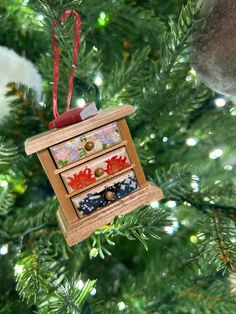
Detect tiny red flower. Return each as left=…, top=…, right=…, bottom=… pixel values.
left=67, top=167, right=96, bottom=190
left=104, top=155, right=130, bottom=175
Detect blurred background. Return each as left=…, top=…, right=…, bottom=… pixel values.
left=1, top=0, right=236, bottom=313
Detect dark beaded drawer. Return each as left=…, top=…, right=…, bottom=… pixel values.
left=71, top=170, right=138, bottom=216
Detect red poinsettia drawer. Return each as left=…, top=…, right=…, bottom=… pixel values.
left=49, top=122, right=122, bottom=168
left=61, top=147, right=131, bottom=193
left=71, top=170, right=139, bottom=216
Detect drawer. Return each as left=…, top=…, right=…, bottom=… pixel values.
left=49, top=122, right=122, bottom=168
left=71, top=170, right=139, bottom=216
left=61, top=147, right=131, bottom=193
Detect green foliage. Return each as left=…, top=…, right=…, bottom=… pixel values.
left=0, top=137, right=18, bottom=171
left=49, top=277, right=96, bottom=314
left=0, top=187, right=14, bottom=216
left=160, top=0, right=201, bottom=74
left=2, top=0, right=236, bottom=313
left=87, top=206, right=169, bottom=258
left=16, top=251, right=54, bottom=303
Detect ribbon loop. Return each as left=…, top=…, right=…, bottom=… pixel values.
left=52, top=10, right=81, bottom=119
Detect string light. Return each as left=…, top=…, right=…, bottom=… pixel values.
left=186, top=137, right=198, bottom=147
left=98, top=11, right=110, bottom=27
left=14, top=264, right=24, bottom=275
left=162, top=137, right=168, bottom=143
left=39, top=101, right=46, bottom=107
left=191, top=175, right=200, bottom=192
left=90, top=287, right=97, bottom=296
left=209, top=148, right=223, bottom=159
left=164, top=219, right=179, bottom=235
left=166, top=200, right=177, bottom=208
left=224, top=165, right=233, bottom=171
left=190, top=235, right=198, bottom=244
left=118, top=301, right=126, bottom=311
left=37, top=14, right=44, bottom=21
left=94, top=73, right=103, bottom=86
left=0, top=180, right=8, bottom=188
left=0, top=244, right=8, bottom=255
left=230, top=107, right=236, bottom=116
left=76, top=98, right=86, bottom=108
left=214, top=97, right=226, bottom=108
left=150, top=201, right=159, bottom=208
left=75, top=280, right=84, bottom=289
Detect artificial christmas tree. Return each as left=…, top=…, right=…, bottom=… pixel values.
left=1, top=0, right=236, bottom=313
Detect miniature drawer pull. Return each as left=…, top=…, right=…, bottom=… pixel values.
left=84, top=141, right=94, bottom=152
left=94, top=167, right=104, bottom=177
left=105, top=191, right=114, bottom=201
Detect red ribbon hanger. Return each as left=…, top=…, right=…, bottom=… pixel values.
left=49, top=10, right=97, bottom=129
left=52, top=9, right=81, bottom=119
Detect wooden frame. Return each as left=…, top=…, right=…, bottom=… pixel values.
left=25, top=105, right=163, bottom=246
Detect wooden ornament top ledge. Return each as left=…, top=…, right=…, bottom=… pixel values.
left=25, top=104, right=135, bottom=155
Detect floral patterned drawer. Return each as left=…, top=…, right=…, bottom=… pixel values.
left=49, top=122, right=122, bottom=168
left=71, top=170, right=138, bottom=216
left=61, top=147, right=131, bottom=193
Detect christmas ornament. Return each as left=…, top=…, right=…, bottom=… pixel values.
left=191, top=0, right=236, bottom=95
left=0, top=46, right=42, bottom=121
left=25, top=10, right=163, bottom=246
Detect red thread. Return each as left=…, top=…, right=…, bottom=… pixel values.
left=52, top=10, right=81, bottom=119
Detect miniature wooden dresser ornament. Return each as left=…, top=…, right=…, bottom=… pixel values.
left=24, top=10, right=163, bottom=246
left=25, top=105, right=163, bottom=246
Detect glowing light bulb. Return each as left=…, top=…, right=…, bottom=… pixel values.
left=215, top=98, right=226, bottom=108
left=166, top=200, right=177, bottom=208
left=0, top=180, right=8, bottom=188
left=0, top=244, right=8, bottom=255
left=186, top=138, right=198, bottom=147
left=118, top=302, right=126, bottom=311
left=162, top=137, right=168, bottom=143
left=150, top=133, right=155, bottom=139
left=37, top=14, right=44, bottom=21
left=90, top=287, right=97, bottom=296
left=164, top=220, right=179, bottom=235
left=190, top=235, right=198, bottom=244
left=76, top=98, right=86, bottom=108
left=209, top=149, right=223, bottom=159
left=98, top=11, right=110, bottom=27
left=94, top=73, right=103, bottom=86
left=75, top=280, right=84, bottom=289
left=150, top=201, right=159, bottom=208
left=14, top=264, right=24, bottom=275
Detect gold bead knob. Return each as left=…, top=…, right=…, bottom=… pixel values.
left=84, top=141, right=94, bottom=152
left=105, top=191, right=114, bottom=201
left=95, top=167, right=104, bottom=177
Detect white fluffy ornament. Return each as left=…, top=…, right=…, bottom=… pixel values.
left=191, top=0, right=236, bottom=96
left=0, top=46, right=42, bottom=121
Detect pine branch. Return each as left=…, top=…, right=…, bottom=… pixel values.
left=88, top=206, right=170, bottom=258
left=159, top=0, right=201, bottom=75
left=16, top=249, right=54, bottom=303
left=49, top=277, right=96, bottom=314
left=101, top=47, right=150, bottom=106
left=0, top=136, right=18, bottom=171
left=213, top=211, right=236, bottom=272
left=0, top=186, right=14, bottom=216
